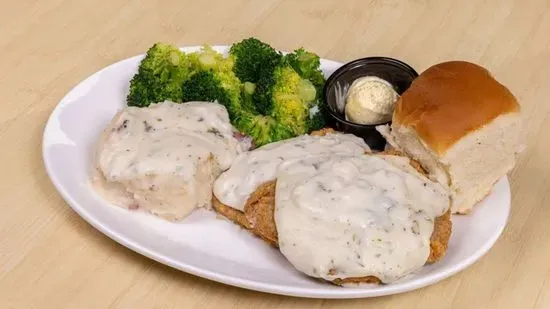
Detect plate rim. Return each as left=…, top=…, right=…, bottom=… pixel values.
left=42, top=45, right=511, bottom=299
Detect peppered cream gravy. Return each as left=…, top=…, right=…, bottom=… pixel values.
left=92, top=101, right=250, bottom=220
left=212, top=132, right=371, bottom=211
left=274, top=154, right=449, bottom=283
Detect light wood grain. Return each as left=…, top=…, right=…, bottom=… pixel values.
left=0, top=0, right=549, bottom=308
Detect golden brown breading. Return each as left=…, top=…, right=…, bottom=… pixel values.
left=243, top=181, right=278, bottom=246
left=212, top=196, right=251, bottom=229
left=429, top=209, right=452, bottom=263
left=309, top=127, right=336, bottom=136
left=379, top=148, right=428, bottom=175
left=211, top=130, right=452, bottom=285
left=211, top=129, right=337, bottom=242
left=212, top=181, right=278, bottom=246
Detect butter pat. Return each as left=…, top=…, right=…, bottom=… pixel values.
left=344, top=76, right=399, bottom=125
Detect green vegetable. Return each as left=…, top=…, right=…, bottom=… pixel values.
left=127, top=43, right=191, bottom=107
left=181, top=47, right=243, bottom=120
left=284, top=48, right=325, bottom=90
left=307, top=101, right=326, bottom=131
left=188, top=45, right=234, bottom=73
left=126, top=39, right=329, bottom=147
left=243, top=81, right=256, bottom=95
left=232, top=41, right=328, bottom=145
left=252, top=56, right=320, bottom=133
left=284, top=48, right=328, bottom=130
left=181, top=43, right=308, bottom=146
left=235, top=62, right=310, bottom=146
left=299, top=79, right=317, bottom=103
left=235, top=113, right=295, bottom=147
left=229, top=38, right=282, bottom=83
left=268, top=64, right=312, bottom=135
left=252, top=68, right=274, bottom=115
left=180, top=71, right=231, bottom=106
left=241, top=82, right=258, bottom=113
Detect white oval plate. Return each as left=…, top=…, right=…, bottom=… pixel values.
left=42, top=46, right=511, bottom=299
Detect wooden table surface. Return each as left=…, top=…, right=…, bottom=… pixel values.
left=1, top=0, right=549, bottom=308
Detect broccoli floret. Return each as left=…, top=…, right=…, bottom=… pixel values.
left=250, top=59, right=319, bottom=139
left=285, top=48, right=328, bottom=131
left=307, top=100, right=327, bottom=131
left=300, top=78, right=326, bottom=131
left=269, top=65, right=312, bottom=135
left=284, top=48, right=325, bottom=89
left=181, top=70, right=243, bottom=121
left=299, top=79, right=317, bottom=103
left=241, top=81, right=258, bottom=113
left=237, top=81, right=299, bottom=147
left=188, top=45, right=234, bottom=73
left=243, top=81, right=256, bottom=95
left=181, top=71, right=231, bottom=105
left=231, top=62, right=313, bottom=147
left=229, top=38, right=282, bottom=83
left=180, top=46, right=244, bottom=120
left=127, top=43, right=191, bottom=107
left=235, top=113, right=294, bottom=146
left=252, top=63, right=276, bottom=115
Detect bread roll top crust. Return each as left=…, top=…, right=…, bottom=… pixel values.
left=393, top=61, right=520, bottom=155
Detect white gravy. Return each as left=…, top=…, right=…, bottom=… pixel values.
left=213, top=133, right=371, bottom=211
left=274, top=154, right=449, bottom=283
left=93, top=101, right=249, bottom=220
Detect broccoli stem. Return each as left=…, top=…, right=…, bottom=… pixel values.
left=299, top=79, right=316, bottom=103
left=169, top=51, right=181, bottom=66
left=198, top=53, right=217, bottom=69
left=244, top=82, right=256, bottom=95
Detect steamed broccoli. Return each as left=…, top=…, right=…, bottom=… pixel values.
left=269, top=65, right=312, bottom=135
left=284, top=48, right=325, bottom=89
left=229, top=38, right=282, bottom=83
left=284, top=48, right=327, bottom=131
left=180, top=46, right=244, bottom=120
left=243, top=58, right=318, bottom=140
left=241, top=81, right=258, bottom=113
left=233, top=71, right=299, bottom=146
left=127, top=43, right=191, bottom=107
left=180, top=60, right=294, bottom=147
left=207, top=55, right=316, bottom=146
left=180, top=71, right=231, bottom=105
left=252, top=63, right=276, bottom=115
left=188, top=45, right=234, bottom=73
left=307, top=100, right=326, bottom=131
left=225, top=41, right=329, bottom=146
left=235, top=113, right=294, bottom=146
left=126, top=40, right=328, bottom=148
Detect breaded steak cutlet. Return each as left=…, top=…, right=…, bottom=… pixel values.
left=212, top=128, right=337, bottom=246
left=212, top=130, right=452, bottom=285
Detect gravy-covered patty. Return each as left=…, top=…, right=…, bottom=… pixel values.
left=212, top=130, right=452, bottom=285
